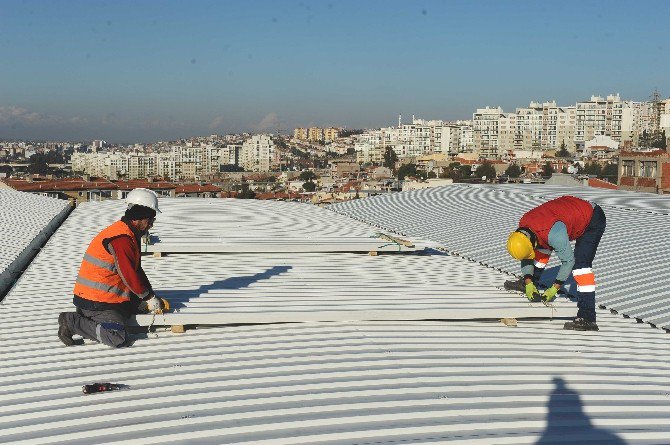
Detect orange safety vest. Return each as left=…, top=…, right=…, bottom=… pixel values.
left=73, top=220, right=140, bottom=304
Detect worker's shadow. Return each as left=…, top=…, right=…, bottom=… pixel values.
left=537, top=266, right=578, bottom=299
left=158, top=265, right=292, bottom=310
left=536, top=377, right=626, bottom=444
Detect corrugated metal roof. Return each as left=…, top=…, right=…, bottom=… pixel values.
left=2, top=319, right=669, bottom=443
left=330, top=184, right=670, bottom=330
left=1, top=196, right=669, bottom=444
left=4, top=198, right=568, bottom=326
left=0, top=189, right=70, bottom=297
left=492, top=183, right=670, bottom=215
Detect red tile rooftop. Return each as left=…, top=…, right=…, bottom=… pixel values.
left=255, top=191, right=303, bottom=200
left=175, top=184, right=222, bottom=194
left=2, top=178, right=118, bottom=192
left=619, top=150, right=669, bottom=157
left=112, top=180, right=176, bottom=189
left=588, top=178, right=618, bottom=190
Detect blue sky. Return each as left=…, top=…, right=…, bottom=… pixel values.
left=1, top=0, right=668, bottom=143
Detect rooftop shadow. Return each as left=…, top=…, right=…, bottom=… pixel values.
left=157, top=265, right=292, bottom=310
left=536, top=377, right=626, bottom=444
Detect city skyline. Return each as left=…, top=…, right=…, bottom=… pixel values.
left=1, top=0, right=668, bottom=143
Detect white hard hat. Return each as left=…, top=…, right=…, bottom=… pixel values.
left=126, top=188, right=161, bottom=213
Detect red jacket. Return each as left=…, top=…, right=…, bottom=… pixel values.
left=519, top=196, right=594, bottom=249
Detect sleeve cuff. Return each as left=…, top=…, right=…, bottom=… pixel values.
left=139, top=291, right=154, bottom=301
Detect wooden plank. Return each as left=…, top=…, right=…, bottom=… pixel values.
left=130, top=304, right=572, bottom=327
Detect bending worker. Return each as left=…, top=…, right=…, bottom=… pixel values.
left=506, top=195, right=606, bottom=331
left=58, top=188, right=168, bottom=347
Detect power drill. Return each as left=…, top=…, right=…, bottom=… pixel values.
left=82, top=383, right=122, bottom=394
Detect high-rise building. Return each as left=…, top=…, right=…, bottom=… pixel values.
left=323, top=127, right=340, bottom=142
left=294, top=128, right=308, bottom=141
left=473, top=107, right=504, bottom=158
left=575, top=94, right=633, bottom=144
left=308, top=127, right=324, bottom=142
left=241, top=135, right=278, bottom=172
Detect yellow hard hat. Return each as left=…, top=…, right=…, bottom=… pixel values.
left=507, top=231, right=535, bottom=260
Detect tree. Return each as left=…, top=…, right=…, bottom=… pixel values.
left=457, top=164, right=473, bottom=180
left=291, top=148, right=309, bottom=159
left=600, top=163, right=618, bottom=181
left=28, top=154, right=49, bottom=175
left=542, top=162, right=554, bottom=178
left=475, top=161, right=497, bottom=182
left=302, top=181, right=316, bottom=192
left=339, top=129, right=365, bottom=138
left=556, top=140, right=571, bottom=158
left=397, top=163, right=416, bottom=180
left=441, top=162, right=459, bottom=180
left=382, top=146, right=398, bottom=172
left=220, top=164, right=244, bottom=172
left=235, top=180, right=256, bottom=199
left=651, top=130, right=667, bottom=149
left=583, top=162, right=602, bottom=176
left=397, top=163, right=427, bottom=180
left=505, top=164, right=522, bottom=178
left=0, top=165, right=13, bottom=177
left=298, top=170, right=317, bottom=182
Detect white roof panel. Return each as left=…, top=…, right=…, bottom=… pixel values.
left=1, top=197, right=669, bottom=444
left=0, top=189, right=70, bottom=297
left=331, top=184, right=670, bottom=330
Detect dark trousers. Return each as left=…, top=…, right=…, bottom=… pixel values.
left=62, top=308, right=128, bottom=348
left=574, top=205, right=606, bottom=321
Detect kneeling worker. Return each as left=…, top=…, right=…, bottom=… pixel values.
left=506, top=196, right=606, bottom=331
left=58, top=188, right=169, bottom=347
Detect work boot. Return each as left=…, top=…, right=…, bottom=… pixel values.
left=503, top=278, right=524, bottom=292
left=58, top=313, right=75, bottom=346
left=563, top=318, right=599, bottom=331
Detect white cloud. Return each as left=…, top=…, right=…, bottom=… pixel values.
left=0, top=106, right=43, bottom=125
left=253, top=112, right=279, bottom=133
left=209, top=115, right=226, bottom=130
left=0, top=105, right=87, bottom=126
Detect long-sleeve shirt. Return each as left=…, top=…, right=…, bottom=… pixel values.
left=107, top=235, right=153, bottom=299
left=521, top=221, right=575, bottom=283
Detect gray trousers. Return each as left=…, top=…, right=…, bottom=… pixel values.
left=63, top=308, right=128, bottom=348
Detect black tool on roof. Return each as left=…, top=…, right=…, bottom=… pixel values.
left=82, top=383, right=125, bottom=394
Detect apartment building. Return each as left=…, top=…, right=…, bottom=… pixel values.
left=294, top=128, right=308, bottom=141
left=661, top=99, right=670, bottom=134
left=456, top=121, right=474, bottom=152
left=71, top=144, right=224, bottom=181
left=632, top=101, right=658, bottom=138
left=323, top=127, right=340, bottom=142
left=221, top=144, right=242, bottom=166
left=575, top=94, right=634, bottom=144
left=294, top=127, right=340, bottom=142
left=473, top=106, right=504, bottom=158
left=128, top=155, right=157, bottom=180
left=240, top=135, right=278, bottom=172
left=308, top=127, right=324, bottom=143
left=354, top=131, right=381, bottom=164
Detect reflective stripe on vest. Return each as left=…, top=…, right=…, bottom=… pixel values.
left=533, top=248, right=552, bottom=269
left=75, top=276, right=133, bottom=300
left=73, top=220, right=139, bottom=304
